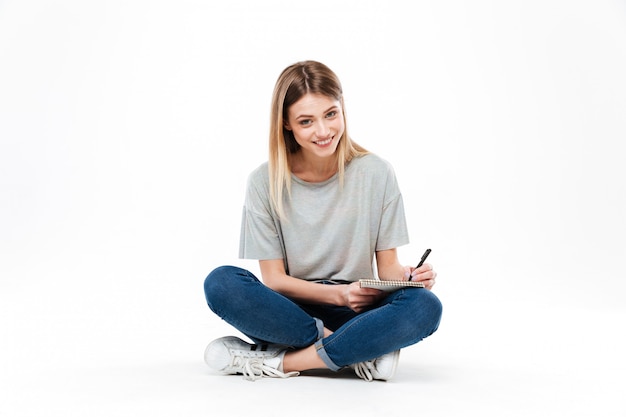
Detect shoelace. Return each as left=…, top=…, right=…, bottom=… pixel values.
left=230, top=356, right=299, bottom=381
left=353, top=360, right=375, bottom=382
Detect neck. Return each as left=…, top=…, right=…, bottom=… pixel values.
left=290, top=152, right=338, bottom=183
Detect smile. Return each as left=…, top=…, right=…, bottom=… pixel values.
left=314, top=137, right=333, bottom=146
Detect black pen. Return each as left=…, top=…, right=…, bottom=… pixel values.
left=408, top=249, right=431, bottom=281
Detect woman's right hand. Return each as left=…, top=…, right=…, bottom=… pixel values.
left=342, top=282, right=385, bottom=313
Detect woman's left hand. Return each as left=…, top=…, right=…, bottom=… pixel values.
left=405, top=263, right=437, bottom=290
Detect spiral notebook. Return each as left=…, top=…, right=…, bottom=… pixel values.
left=358, top=279, right=425, bottom=292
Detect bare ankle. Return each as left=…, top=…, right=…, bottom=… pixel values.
left=283, top=345, right=328, bottom=372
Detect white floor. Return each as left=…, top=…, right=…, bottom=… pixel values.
left=2, top=262, right=624, bottom=417
left=2, top=1, right=625, bottom=415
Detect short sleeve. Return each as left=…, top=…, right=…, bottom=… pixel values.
left=374, top=163, right=409, bottom=251
left=239, top=205, right=283, bottom=260
left=375, top=193, right=409, bottom=251
left=238, top=165, right=284, bottom=260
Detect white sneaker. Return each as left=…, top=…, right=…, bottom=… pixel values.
left=204, top=336, right=299, bottom=381
left=352, top=350, right=400, bottom=381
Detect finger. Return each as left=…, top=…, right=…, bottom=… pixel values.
left=403, top=265, right=413, bottom=280
left=416, top=263, right=433, bottom=273
left=414, top=270, right=436, bottom=282
left=358, top=287, right=383, bottom=296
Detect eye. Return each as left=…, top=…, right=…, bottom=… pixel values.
left=325, top=111, right=337, bottom=118
left=299, top=119, right=312, bottom=126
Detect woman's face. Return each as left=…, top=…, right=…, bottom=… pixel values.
left=284, top=93, right=345, bottom=161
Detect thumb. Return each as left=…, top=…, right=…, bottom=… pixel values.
left=403, top=265, right=412, bottom=281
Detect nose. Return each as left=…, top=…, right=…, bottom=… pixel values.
left=315, top=121, right=331, bottom=138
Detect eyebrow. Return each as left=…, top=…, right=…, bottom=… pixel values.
left=294, top=105, right=339, bottom=120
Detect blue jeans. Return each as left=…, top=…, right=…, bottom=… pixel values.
left=204, top=265, right=442, bottom=371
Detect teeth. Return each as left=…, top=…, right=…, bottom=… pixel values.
left=316, top=138, right=332, bottom=145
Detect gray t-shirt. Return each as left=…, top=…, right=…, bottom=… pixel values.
left=239, top=153, right=409, bottom=282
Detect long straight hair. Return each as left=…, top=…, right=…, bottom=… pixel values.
left=268, top=60, right=369, bottom=219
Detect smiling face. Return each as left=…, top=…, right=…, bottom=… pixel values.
left=284, top=93, right=345, bottom=162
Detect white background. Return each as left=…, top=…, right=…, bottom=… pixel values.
left=1, top=1, right=625, bottom=416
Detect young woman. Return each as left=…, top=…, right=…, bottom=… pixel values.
left=203, top=60, right=442, bottom=381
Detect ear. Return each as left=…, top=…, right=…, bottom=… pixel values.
left=283, top=120, right=292, bottom=131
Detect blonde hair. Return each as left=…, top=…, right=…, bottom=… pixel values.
left=268, top=60, right=369, bottom=219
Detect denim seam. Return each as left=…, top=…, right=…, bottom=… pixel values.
left=314, top=317, right=324, bottom=341
left=314, top=339, right=341, bottom=371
